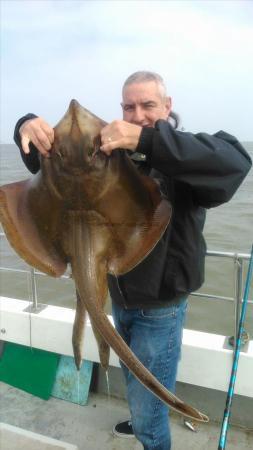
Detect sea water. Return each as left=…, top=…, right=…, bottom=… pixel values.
left=0, top=143, right=252, bottom=336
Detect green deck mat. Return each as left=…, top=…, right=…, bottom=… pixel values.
left=0, top=342, right=60, bottom=400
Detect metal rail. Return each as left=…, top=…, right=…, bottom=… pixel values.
left=191, top=250, right=252, bottom=346
left=0, top=232, right=252, bottom=343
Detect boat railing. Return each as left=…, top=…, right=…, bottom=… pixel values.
left=0, top=232, right=252, bottom=345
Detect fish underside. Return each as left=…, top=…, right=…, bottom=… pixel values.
left=0, top=100, right=209, bottom=423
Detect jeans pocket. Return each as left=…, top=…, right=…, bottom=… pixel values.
left=141, top=304, right=178, bottom=319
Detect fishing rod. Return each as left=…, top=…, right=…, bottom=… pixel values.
left=218, top=244, right=253, bottom=450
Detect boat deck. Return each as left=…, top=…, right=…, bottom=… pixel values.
left=0, top=381, right=252, bottom=450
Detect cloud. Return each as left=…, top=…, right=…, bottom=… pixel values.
left=1, top=0, right=253, bottom=142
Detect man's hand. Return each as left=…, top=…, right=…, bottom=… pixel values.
left=19, top=117, right=54, bottom=157
left=100, top=121, right=142, bottom=155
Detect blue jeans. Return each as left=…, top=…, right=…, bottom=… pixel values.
left=112, top=299, right=187, bottom=450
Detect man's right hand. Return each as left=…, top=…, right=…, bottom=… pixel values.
left=19, top=117, right=54, bottom=157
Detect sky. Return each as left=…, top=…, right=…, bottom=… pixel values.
left=1, top=0, right=253, bottom=143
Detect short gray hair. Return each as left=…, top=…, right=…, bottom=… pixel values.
left=122, top=70, right=180, bottom=129
left=122, top=71, right=167, bottom=99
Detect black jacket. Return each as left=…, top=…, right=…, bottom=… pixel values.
left=14, top=115, right=252, bottom=309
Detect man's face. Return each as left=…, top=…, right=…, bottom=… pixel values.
left=121, top=81, right=172, bottom=128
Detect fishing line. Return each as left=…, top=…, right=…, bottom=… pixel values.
left=218, top=244, right=253, bottom=450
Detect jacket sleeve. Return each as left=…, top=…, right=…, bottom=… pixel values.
left=13, top=114, right=41, bottom=174
left=136, top=120, right=252, bottom=208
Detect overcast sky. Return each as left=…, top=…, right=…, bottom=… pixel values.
left=1, top=0, right=253, bottom=143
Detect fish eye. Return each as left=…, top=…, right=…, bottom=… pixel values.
left=54, top=146, right=64, bottom=159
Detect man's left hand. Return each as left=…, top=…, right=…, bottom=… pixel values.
left=100, top=121, right=142, bottom=155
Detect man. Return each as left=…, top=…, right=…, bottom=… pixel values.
left=14, top=71, right=251, bottom=450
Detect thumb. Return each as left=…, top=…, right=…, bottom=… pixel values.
left=21, top=135, right=31, bottom=154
